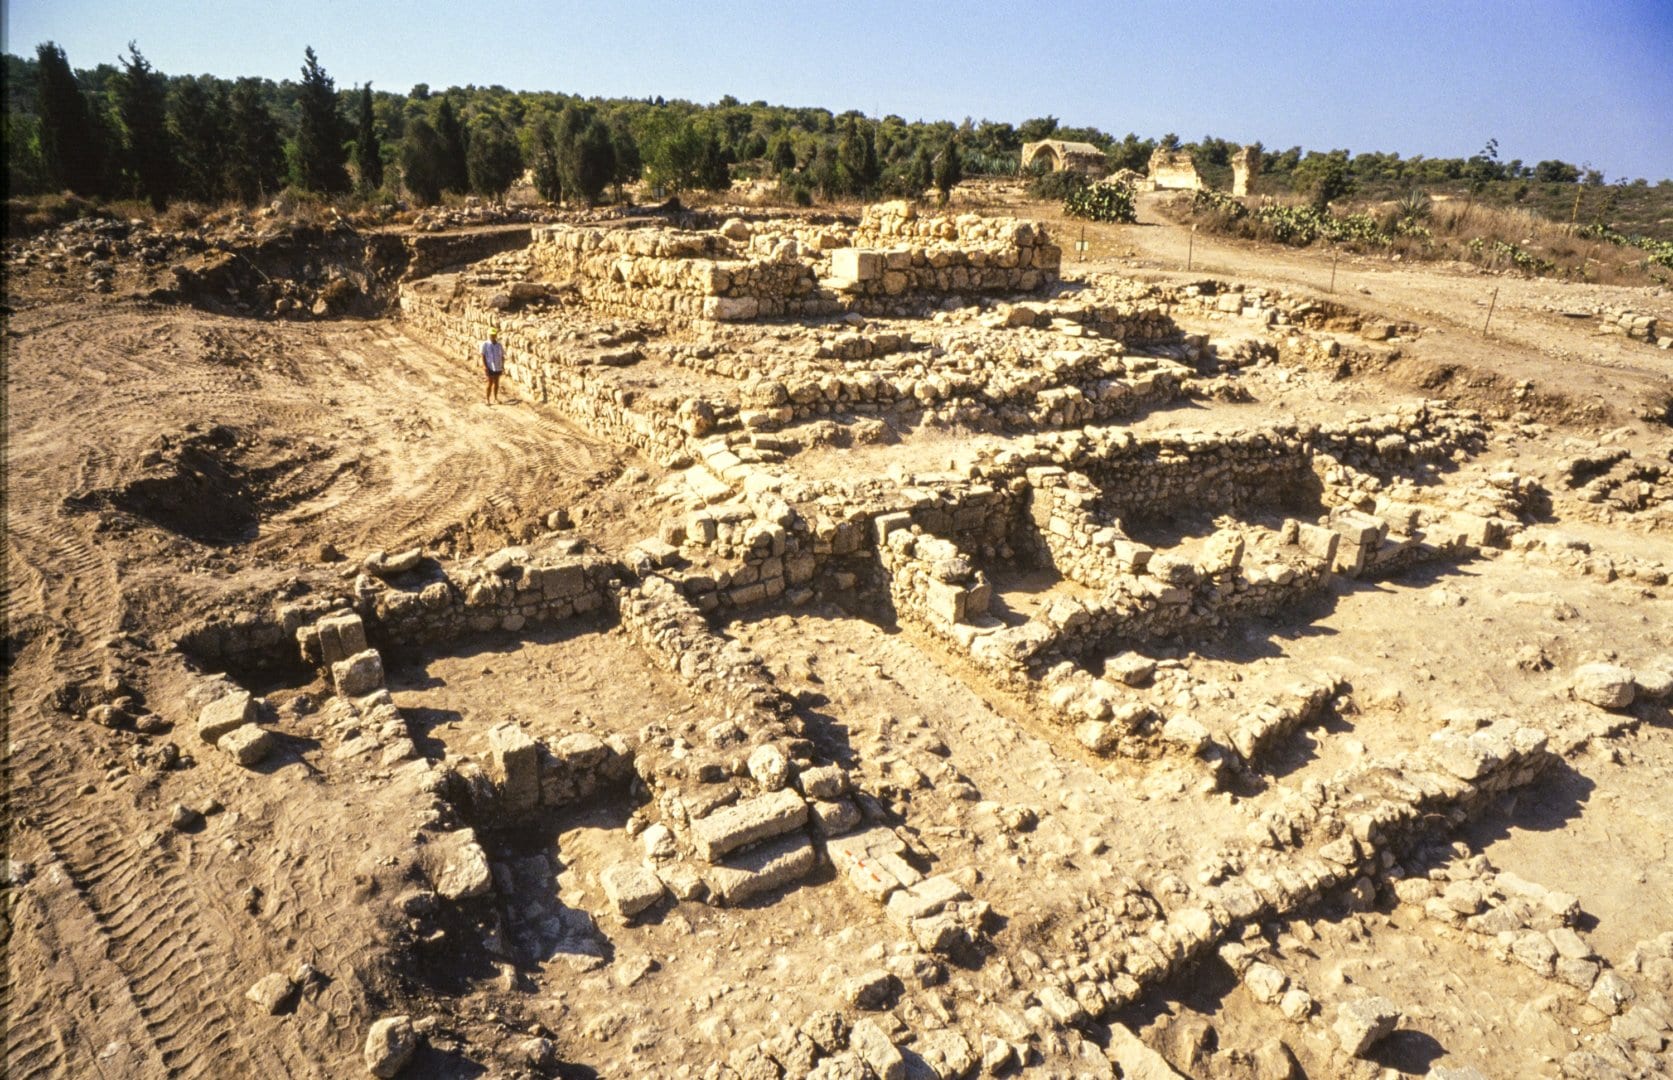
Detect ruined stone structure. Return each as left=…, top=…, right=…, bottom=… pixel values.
left=1233, top=144, right=1262, bottom=196
left=29, top=195, right=1673, bottom=1080
left=1020, top=139, right=1107, bottom=176
left=1147, top=147, right=1204, bottom=191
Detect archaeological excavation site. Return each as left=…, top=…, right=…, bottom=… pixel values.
left=4, top=193, right=1673, bottom=1080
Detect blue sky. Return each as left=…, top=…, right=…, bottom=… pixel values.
left=5, top=0, right=1671, bottom=180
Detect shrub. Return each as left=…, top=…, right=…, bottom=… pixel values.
left=1028, top=170, right=1087, bottom=202
left=1065, top=181, right=1136, bottom=223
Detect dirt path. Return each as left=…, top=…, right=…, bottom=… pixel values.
left=1022, top=192, right=1673, bottom=422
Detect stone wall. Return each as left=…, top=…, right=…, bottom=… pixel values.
left=352, top=549, right=618, bottom=646
left=520, top=205, right=1062, bottom=323
left=827, top=202, right=1060, bottom=299
left=398, top=277, right=708, bottom=464
left=1600, top=307, right=1665, bottom=347
left=528, top=223, right=829, bottom=321
left=1148, top=148, right=1203, bottom=191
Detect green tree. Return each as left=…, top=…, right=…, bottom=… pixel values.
left=294, top=46, right=349, bottom=193
left=400, top=116, right=446, bottom=204
left=355, top=83, right=383, bottom=192
left=112, top=42, right=173, bottom=209
left=1532, top=159, right=1580, bottom=183
left=465, top=110, right=521, bottom=198
left=638, top=111, right=709, bottom=193
left=226, top=78, right=285, bottom=204
left=568, top=118, right=616, bottom=204
left=1295, top=149, right=1354, bottom=210
left=35, top=42, right=102, bottom=195
left=770, top=132, right=797, bottom=175
left=434, top=97, right=468, bottom=194
left=523, top=110, right=563, bottom=202
left=609, top=117, right=640, bottom=195
left=1018, top=116, right=1059, bottom=142
left=933, top=134, right=962, bottom=206
left=169, top=77, right=229, bottom=202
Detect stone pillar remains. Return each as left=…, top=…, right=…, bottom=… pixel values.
left=1233, top=145, right=1261, bottom=197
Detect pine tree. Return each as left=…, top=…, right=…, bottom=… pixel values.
left=355, top=83, right=383, bottom=192
left=226, top=78, right=285, bottom=204
left=434, top=97, right=468, bottom=194
left=169, top=77, right=229, bottom=203
left=35, top=43, right=102, bottom=195
left=113, top=43, right=173, bottom=209
left=294, top=47, right=349, bottom=193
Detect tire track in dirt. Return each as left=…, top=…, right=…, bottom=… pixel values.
left=246, top=323, right=617, bottom=556
left=10, top=733, right=312, bottom=1080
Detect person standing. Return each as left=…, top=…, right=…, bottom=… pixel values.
left=481, top=327, right=506, bottom=404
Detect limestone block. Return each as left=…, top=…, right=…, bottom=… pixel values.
left=703, top=831, right=819, bottom=906
left=364, top=1016, right=418, bottom=1078
left=419, top=829, right=493, bottom=901
left=219, top=724, right=274, bottom=767
left=832, top=249, right=884, bottom=284
left=810, top=798, right=860, bottom=837
left=848, top=1018, right=906, bottom=1080
left=747, top=743, right=790, bottom=791
left=1334, top=996, right=1401, bottom=1057
left=798, top=765, right=849, bottom=800
left=1293, top=523, right=1341, bottom=565
left=488, top=722, right=541, bottom=812
left=332, top=649, right=385, bottom=698
left=316, top=611, right=369, bottom=665
left=689, top=788, right=808, bottom=863
left=1571, top=663, right=1635, bottom=710
left=600, top=863, right=666, bottom=918
left=198, top=691, right=256, bottom=743
left=924, top=578, right=968, bottom=624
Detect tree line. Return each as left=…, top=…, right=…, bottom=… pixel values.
left=6, top=43, right=1653, bottom=215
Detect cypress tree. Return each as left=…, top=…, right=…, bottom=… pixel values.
left=771, top=133, right=796, bottom=176
left=609, top=119, right=640, bottom=196
left=527, top=112, right=563, bottom=202
left=355, top=83, right=383, bottom=192
left=465, top=111, right=521, bottom=198
left=400, top=116, right=445, bottom=204
left=35, top=42, right=101, bottom=195
left=226, top=78, right=285, bottom=204
left=933, top=135, right=962, bottom=206
left=113, top=43, right=173, bottom=209
left=570, top=119, right=616, bottom=205
left=434, top=97, right=468, bottom=194
left=294, top=46, right=349, bottom=193
left=169, top=77, right=229, bottom=203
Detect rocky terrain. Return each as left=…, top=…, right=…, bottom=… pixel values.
left=4, top=192, right=1671, bottom=1080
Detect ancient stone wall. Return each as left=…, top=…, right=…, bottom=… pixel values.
left=826, top=202, right=1060, bottom=299
left=398, top=278, right=708, bottom=464
left=1148, top=148, right=1204, bottom=191
left=529, top=224, right=830, bottom=321
left=1232, top=146, right=1261, bottom=197
left=352, top=549, right=618, bottom=646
